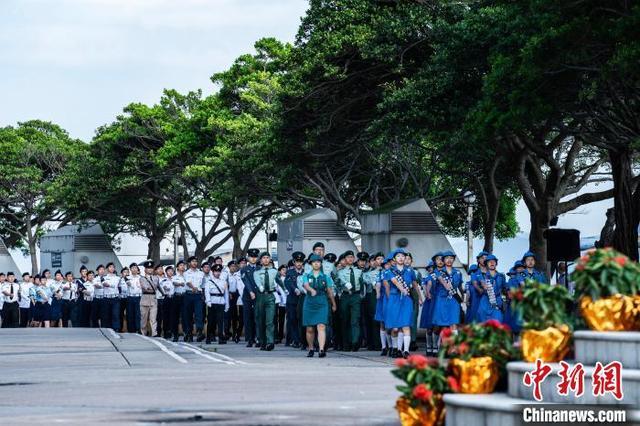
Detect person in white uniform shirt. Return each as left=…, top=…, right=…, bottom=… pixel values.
left=49, top=270, right=65, bottom=327
left=204, top=264, right=229, bottom=344
left=274, top=265, right=288, bottom=344
left=1, top=272, right=20, bottom=328
left=225, top=260, right=242, bottom=343
left=93, top=265, right=105, bottom=327
left=126, top=263, right=142, bottom=333
left=61, top=271, right=77, bottom=327
left=0, top=273, right=4, bottom=326
left=171, top=260, right=187, bottom=342
left=183, top=257, right=205, bottom=342
left=118, top=267, right=129, bottom=332
left=80, top=271, right=95, bottom=327
left=19, top=273, right=33, bottom=327
left=31, top=274, right=52, bottom=328
left=160, top=265, right=175, bottom=340
left=75, top=266, right=89, bottom=327
left=101, top=262, right=121, bottom=331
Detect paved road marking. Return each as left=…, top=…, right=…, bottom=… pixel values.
left=138, top=335, right=188, bottom=364
left=98, top=328, right=131, bottom=366
left=195, top=347, right=249, bottom=365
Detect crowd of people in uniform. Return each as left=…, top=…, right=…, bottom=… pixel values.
left=0, top=242, right=549, bottom=359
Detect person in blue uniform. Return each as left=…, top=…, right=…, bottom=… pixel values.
left=464, top=264, right=479, bottom=324
left=301, top=254, right=337, bottom=358
left=285, top=251, right=305, bottom=348
left=505, top=260, right=526, bottom=333
left=240, top=249, right=260, bottom=347
left=473, top=254, right=507, bottom=322
left=420, top=258, right=439, bottom=355
left=431, top=250, right=462, bottom=350
left=375, top=256, right=391, bottom=355
left=404, top=253, right=423, bottom=351
left=383, top=248, right=416, bottom=359
left=522, top=251, right=547, bottom=283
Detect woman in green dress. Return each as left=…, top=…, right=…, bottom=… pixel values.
left=302, top=254, right=337, bottom=358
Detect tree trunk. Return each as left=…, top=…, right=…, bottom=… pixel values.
left=529, top=208, right=551, bottom=278
left=609, top=147, right=639, bottom=260
left=482, top=190, right=501, bottom=253
left=232, top=228, right=243, bottom=259
left=147, top=236, right=162, bottom=263
left=26, top=219, right=38, bottom=275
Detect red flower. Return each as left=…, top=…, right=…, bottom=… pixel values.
left=395, top=358, right=408, bottom=368
left=458, top=342, right=469, bottom=355
left=407, top=354, right=429, bottom=369
left=485, top=319, right=502, bottom=329
left=440, top=327, right=453, bottom=339
left=614, top=256, right=627, bottom=267
left=447, top=376, right=460, bottom=393
left=426, top=357, right=440, bottom=367
left=514, top=290, right=524, bottom=301
left=500, top=323, right=512, bottom=332
left=412, top=384, right=433, bottom=402
left=575, top=264, right=585, bottom=271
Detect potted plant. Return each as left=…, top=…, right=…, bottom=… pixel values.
left=439, top=321, right=516, bottom=394
left=572, top=248, right=640, bottom=331
left=510, top=280, right=573, bottom=362
left=392, top=355, right=449, bottom=426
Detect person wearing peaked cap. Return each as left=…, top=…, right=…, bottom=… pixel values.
left=169, top=259, right=187, bottom=342
left=48, top=270, right=65, bottom=328
left=182, top=257, right=205, bottom=342
left=284, top=251, right=306, bottom=348
left=253, top=250, right=279, bottom=351
left=75, top=266, right=89, bottom=327
left=521, top=250, right=547, bottom=283
left=139, top=261, right=159, bottom=338
left=472, top=253, right=507, bottom=323
left=100, top=262, right=121, bottom=332
left=300, top=253, right=337, bottom=358
left=430, top=249, right=463, bottom=353
left=323, top=253, right=337, bottom=263
left=204, top=261, right=228, bottom=345
left=240, top=249, right=260, bottom=347
left=224, top=259, right=243, bottom=343
left=1, top=271, right=20, bottom=328
left=159, top=265, right=175, bottom=339
left=334, top=249, right=364, bottom=352
left=312, top=242, right=325, bottom=251
left=356, top=251, right=369, bottom=271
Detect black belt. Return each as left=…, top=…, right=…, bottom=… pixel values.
left=142, top=291, right=155, bottom=295
left=209, top=293, right=224, bottom=297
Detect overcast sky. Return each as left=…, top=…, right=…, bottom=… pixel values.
left=1, top=0, right=613, bottom=271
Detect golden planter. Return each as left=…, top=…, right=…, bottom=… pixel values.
left=449, top=356, right=499, bottom=394
left=396, top=396, right=445, bottom=426
left=521, top=326, right=571, bottom=362
left=580, top=295, right=637, bottom=331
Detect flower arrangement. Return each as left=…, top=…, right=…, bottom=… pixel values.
left=438, top=320, right=516, bottom=367
left=510, top=280, right=574, bottom=331
left=572, top=248, right=640, bottom=300
left=392, top=355, right=450, bottom=407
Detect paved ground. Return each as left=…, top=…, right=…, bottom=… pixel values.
left=0, top=328, right=400, bottom=425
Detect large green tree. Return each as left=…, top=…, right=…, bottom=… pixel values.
left=0, top=120, right=84, bottom=273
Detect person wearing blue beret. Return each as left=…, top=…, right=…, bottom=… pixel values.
left=473, top=254, right=507, bottom=323
left=430, top=251, right=463, bottom=353
left=522, top=251, right=548, bottom=283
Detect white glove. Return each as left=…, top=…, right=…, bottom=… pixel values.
left=207, top=302, right=212, bottom=308
left=345, top=283, right=352, bottom=291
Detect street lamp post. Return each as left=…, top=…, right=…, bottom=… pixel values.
left=463, top=191, right=477, bottom=268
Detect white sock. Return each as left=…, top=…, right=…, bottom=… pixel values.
left=391, top=336, right=397, bottom=350
left=396, top=335, right=403, bottom=350
left=380, top=331, right=387, bottom=349
left=403, top=335, right=411, bottom=352
left=386, top=333, right=392, bottom=347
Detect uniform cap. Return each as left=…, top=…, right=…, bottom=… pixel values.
left=292, top=251, right=305, bottom=262
left=188, top=256, right=198, bottom=263
left=309, top=254, right=323, bottom=263
left=431, top=252, right=444, bottom=262
left=522, top=251, right=536, bottom=261
left=468, top=264, right=479, bottom=273
left=312, top=242, right=325, bottom=250
left=389, top=248, right=406, bottom=259
left=441, top=250, right=456, bottom=259
left=324, top=253, right=337, bottom=263
left=356, top=251, right=369, bottom=261
left=513, top=260, right=525, bottom=268
left=238, top=257, right=247, bottom=263
left=507, top=268, right=517, bottom=276
left=476, top=251, right=490, bottom=259
left=343, top=250, right=355, bottom=257
left=140, top=260, right=154, bottom=268
left=486, top=254, right=498, bottom=263
left=259, top=251, right=270, bottom=259
left=227, top=260, right=237, bottom=267
left=247, top=249, right=260, bottom=257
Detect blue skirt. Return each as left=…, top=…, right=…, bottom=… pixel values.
left=33, top=302, right=51, bottom=322
left=504, top=301, right=522, bottom=332
left=50, top=298, right=62, bottom=321
left=431, top=294, right=460, bottom=326
left=374, top=294, right=386, bottom=322
left=419, top=297, right=435, bottom=328
left=384, top=293, right=413, bottom=329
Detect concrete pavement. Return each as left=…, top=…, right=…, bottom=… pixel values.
left=0, top=328, right=400, bottom=425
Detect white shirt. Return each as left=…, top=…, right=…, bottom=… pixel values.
left=159, top=277, right=174, bottom=298
left=236, top=279, right=245, bottom=306
left=275, top=275, right=287, bottom=306
left=93, top=275, right=104, bottom=297
left=227, top=271, right=241, bottom=293
left=61, top=280, right=77, bottom=301
left=204, top=274, right=228, bottom=309
left=127, top=275, right=142, bottom=296
left=118, top=277, right=129, bottom=298
left=2, top=282, right=20, bottom=303
left=50, top=280, right=64, bottom=301
left=102, top=273, right=120, bottom=297
left=83, top=280, right=95, bottom=301
left=184, top=268, right=205, bottom=293
left=19, top=282, right=33, bottom=308
left=172, top=272, right=187, bottom=295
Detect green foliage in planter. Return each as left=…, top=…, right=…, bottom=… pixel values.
left=510, top=280, right=574, bottom=331
left=571, top=248, right=640, bottom=300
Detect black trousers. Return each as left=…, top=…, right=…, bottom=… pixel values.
left=157, top=298, right=173, bottom=337
left=19, top=306, right=32, bottom=327
left=207, top=304, right=225, bottom=340
left=242, top=295, right=256, bottom=343
left=119, top=298, right=127, bottom=332
left=171, top=295, right=183, bottom=337
left=62, top=299, right=72, bottom=327
left=275, top=305, right=286, bottom=342
left=2, top=302, right=19, bottom=328
left=225, top=292, right=239, bottom=338
left=91, top=299, right=101, bottom=327
left=156, top=298, right=166, bottom=336
left=101, top=298, right=120, bottom=330
left=285, top=302, right=300, bottom=345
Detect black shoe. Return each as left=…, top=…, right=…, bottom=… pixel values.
left=390, top=348, right=398, bottom=358
left=260, top=345, right=267, bottom=351
left=394, top=350, right=403, bottom=359
left=246, top=341, right=254, bottom=348
left=292, top=343, right=300, bottom=349
left=380, top=348, right=388, bottom=357
left=196, top=333, right=205, bottom=342
left=172, top=336, right=179, bottom=342
left=300, top=345, right=307, bottom=351
left=266, top=343, right=274, bottom=351
left=184, top=334, right=192, bottom=342
left=403, top=351, right=410, bottom=359
left=234, top=336, right=240, bottom=343
left=219, top=339, right=227, bottom=344
left=351, top=346, right=359, bottom=352
left=307, top=350, right=314, bottom=358
left=205, top=339, right=212, bottom=345
left=319, top=350, right=326, bottom=358
left=409, top=343, right=418, bottom=351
